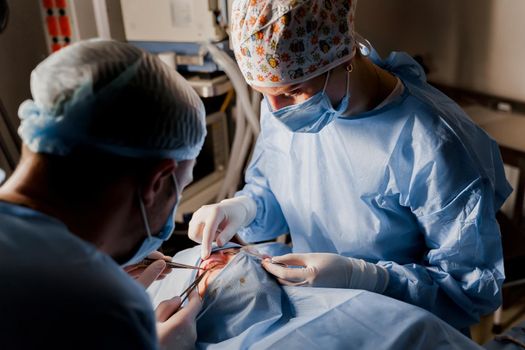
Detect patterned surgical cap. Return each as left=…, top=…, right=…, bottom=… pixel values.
left=231, top=0, right=357, bottom=87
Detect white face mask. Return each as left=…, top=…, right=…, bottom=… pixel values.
left=266, top=67, right=351, bottom=133
left=122, top=174, right=180, bottom=266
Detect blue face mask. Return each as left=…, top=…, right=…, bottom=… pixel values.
left=122, top=173, right=181, bottom=266
left=267, top=67, right=351, bottom=133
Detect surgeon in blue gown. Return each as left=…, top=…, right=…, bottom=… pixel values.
left=188, top=0, right=512, bottom=332
left=0, top=40, right=206, bottom=349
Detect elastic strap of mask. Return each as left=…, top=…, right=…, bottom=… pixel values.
left=321, top=70, right=331, bottom=93
left=171, top=173, right=181, bottom=201
left=345, top=63, right=353, bottom=95
left=138, top=191, right=153, bottom=238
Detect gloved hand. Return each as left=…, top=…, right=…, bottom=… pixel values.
left=156, top=289, right=202, bottom=350
left=262, top=252, right=390, bottom=293
left=123, top=251, right=173, bottom=288
left=188, top=196, right=257, bottom=259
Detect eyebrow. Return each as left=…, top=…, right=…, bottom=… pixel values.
left=277, top=83, right=302, bottom=94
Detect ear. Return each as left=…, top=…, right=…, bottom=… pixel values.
left=140, top=159, right=177, bottom=206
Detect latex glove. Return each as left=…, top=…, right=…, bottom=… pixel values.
left=262, top=252, right=390, bottom=293
left=156, top=289, right=202, bottom=350
left=188, top=196, right=257, bottom=259
left=123, top=251, right=173, bottom=288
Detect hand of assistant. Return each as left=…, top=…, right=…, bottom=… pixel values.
left=262, top=252, right=390, bottom=293
left=123, top=251, right=173, bottom=288
left=156, top=289, right=202, bottom=350
left=188, top=196, right=257, bottom=260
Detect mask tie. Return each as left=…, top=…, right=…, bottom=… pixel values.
left=138, top=190, right=153, bottom=238
left=321, top=70, right=331, bottom=94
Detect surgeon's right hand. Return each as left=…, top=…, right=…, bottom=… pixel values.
left=188, top=196, right=257, bottom=260
left=156, top=289, right=202, bottom=350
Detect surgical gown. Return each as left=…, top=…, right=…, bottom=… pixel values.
left=0, top=201, right=158, bottom=349
left=236, top=50, right=512, bottom=330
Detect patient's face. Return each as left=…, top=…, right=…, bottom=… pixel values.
left=197, top=248, right=239, bottom=298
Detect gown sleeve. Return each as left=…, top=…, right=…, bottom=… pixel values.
left=236, top=115, right=290, bottom=243
left=378, top=125, right=510, bottom=330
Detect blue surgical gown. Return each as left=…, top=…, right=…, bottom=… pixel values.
left=236, top=50, right=512, bottom=330
left=0, top=201, right=158, bottom=349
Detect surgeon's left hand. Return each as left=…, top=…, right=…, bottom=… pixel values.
left=156, top=289, right=202, bottom=350
left=124, top=251, right=173, bottom=288
left=262, top=253, right=390, bottom=293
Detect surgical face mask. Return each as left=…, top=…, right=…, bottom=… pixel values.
left=123, top=173, right=181, bottom=266
left=196, top=251, right=292, bottom=344
left=266, top=67, right=351, bottom=133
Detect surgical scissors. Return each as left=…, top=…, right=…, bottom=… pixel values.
left=140, top=257, right=206, bottom=270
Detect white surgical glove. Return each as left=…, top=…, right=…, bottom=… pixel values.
left=123, top=251, right=173, bottom=288
left=262, top=252, right=390, bottom=293
left=188, top=196, right=257, bottom=259
left=156, top=289, right=202, bottom=350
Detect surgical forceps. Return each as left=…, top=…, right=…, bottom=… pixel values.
left=240, top=245, right=288, bottom=267
left=140, top=257, right=206, bottom=270
left=177, top=269, right=209, bottom=309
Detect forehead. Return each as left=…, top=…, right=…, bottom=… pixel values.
left=252, top=73, right=326, bottom=96
left=251, top=83, right=299, bottom=96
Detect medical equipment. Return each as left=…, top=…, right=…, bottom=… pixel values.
left=239, top=245, right=292, bottom=268
left=120, top=0, right=228, bottom=44
left=178, top=269, right=208, bottom=307
left=140, top=257, right=205, bottom=271
left=39, top=0, right=125, bottom=53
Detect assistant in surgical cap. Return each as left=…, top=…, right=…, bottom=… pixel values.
left=18, top=39, right=206, bottom=160
left=231, top=0, right=357, bottom=87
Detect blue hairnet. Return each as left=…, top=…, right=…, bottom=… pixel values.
left=18, top=39, right=206, bottom=160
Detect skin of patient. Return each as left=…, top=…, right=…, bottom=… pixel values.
left=197, top=248, right=239, bottom=298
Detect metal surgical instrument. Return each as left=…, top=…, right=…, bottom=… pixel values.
left=178, top=269, right=209, bottom=309
left=140, top=257, right=206, bottom=270
left=240, top=245, right=289, bottom=267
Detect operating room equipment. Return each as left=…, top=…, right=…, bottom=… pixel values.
left=178, top=268, right=208, bottom=307
left=239, top=245, right=289, bottom=268
left=140, top=257, right=206, bottom=271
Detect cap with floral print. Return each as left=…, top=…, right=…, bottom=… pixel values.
left=231, top=0, right=357, bottom=87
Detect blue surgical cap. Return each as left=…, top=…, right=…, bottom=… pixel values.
left=18, top=39, right=206, bottom=160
